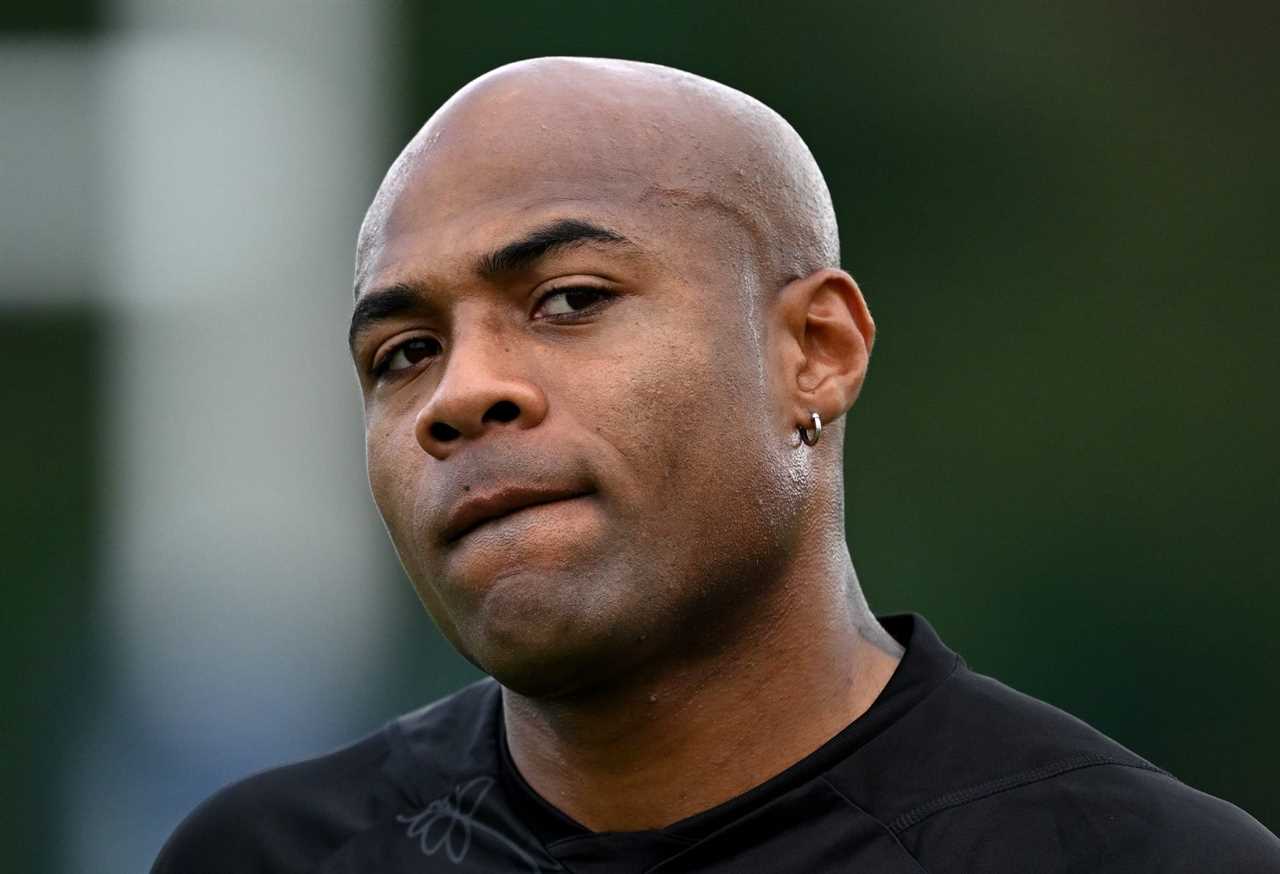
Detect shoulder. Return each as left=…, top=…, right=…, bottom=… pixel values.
left=902, top=751, right=1280, bottom=873
left=836, top=659, right=1280, bottom=872
left=150, top=679, right=502, bottom=874
left=148, top=725, right=396, bottom=874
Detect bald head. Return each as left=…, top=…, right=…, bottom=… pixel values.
left=356, top=57, right=839, bottom=297
left=352, top=58, right=876, bottom=697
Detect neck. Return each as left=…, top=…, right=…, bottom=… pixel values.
left=501, top=546, right=903, bottom=832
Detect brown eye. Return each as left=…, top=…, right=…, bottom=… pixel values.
left=381, top=337, right=442, bottom=375
left=536, top=286, right=615, bottom=317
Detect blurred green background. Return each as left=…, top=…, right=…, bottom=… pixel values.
left=3, top=2, right=1276, bottom=871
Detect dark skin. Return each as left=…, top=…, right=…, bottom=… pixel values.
left=351, top=58, right=902, bottom=832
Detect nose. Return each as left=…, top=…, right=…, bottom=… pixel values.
left=414, top=330, right=548, bottom=460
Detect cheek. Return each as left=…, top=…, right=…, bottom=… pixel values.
left=591, top=327, right=716, bottom=466
left=577, top=308, right=783, bottom=530
left=364, top=420, right=399, bottom=510
left=364, top=416, right=426, bottom=553
left=364, top=415, right=474, bottom=646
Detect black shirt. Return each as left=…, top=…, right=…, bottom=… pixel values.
left=150, top=613, right=1280, bottom=872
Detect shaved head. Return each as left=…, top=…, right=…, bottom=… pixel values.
left=356, top=57, right=839, bottom=299
left=344, top=55, right=897, bottom=836
left=351, top=55, right=876, bottom=700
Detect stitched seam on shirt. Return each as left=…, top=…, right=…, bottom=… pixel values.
left=888, top=754, right=1169, bottom=836
left=821, top=776, right=933, bottom=874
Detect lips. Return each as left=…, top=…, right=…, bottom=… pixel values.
left=441, top=485, right=592, bottom=544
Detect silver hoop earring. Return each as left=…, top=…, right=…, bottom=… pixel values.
left=798, top=410, right=822, bottom=446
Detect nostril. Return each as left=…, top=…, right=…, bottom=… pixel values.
left=484, top=400, right=520, bottom=424
left=429, top=421, right=461, bottom=442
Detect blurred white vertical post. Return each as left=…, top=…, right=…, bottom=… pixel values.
left=71, top=2, right=394, bottom=871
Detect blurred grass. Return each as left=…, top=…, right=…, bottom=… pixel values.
left=0, top=307, right=104, bottom=873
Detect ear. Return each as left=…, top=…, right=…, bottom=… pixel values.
left=771, top=268, right=875, bottom=434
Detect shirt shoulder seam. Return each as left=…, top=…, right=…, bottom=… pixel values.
left=887, top=754, right=1170, bottom=836
left=820, top=776, right=932, bottom=874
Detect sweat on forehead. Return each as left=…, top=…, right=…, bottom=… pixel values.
left=355, top=57, right=839, bottom=292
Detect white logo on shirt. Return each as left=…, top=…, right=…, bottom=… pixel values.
left=396, top=776, right=559, bottom=872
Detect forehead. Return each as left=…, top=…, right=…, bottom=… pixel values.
left=359, top=180, right=746, bottom=301
left=357, top=77, right=758, bottom=296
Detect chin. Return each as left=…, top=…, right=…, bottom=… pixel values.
left=457, top=567, right=646, bottom=699
left=483, top=649, right=610, bottom=699
left=473, top=630, right=624, bottom=700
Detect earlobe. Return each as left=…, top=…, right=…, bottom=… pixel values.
left=798, top=410, right=823, bottom=446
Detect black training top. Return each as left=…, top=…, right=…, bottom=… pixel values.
left=150, top=614, right=1280, bottom=872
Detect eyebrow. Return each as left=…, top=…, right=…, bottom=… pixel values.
left=478, top=218, right=631, bottom=276
left=349, top=218, right=634, bottom=356
left=348, top=282, right=424, bottom=356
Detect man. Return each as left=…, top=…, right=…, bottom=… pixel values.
left=152, top=57, right=1280, bottom=872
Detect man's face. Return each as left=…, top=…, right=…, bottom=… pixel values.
left=350, top=91, right=801, bottom=697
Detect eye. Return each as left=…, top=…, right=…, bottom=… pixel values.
left=534, top=285, right=616, bottom=319
left=374, top=336, right=442, bottom=378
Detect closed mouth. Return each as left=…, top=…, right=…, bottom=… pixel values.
left=443, top=488, right=593, bottom=544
